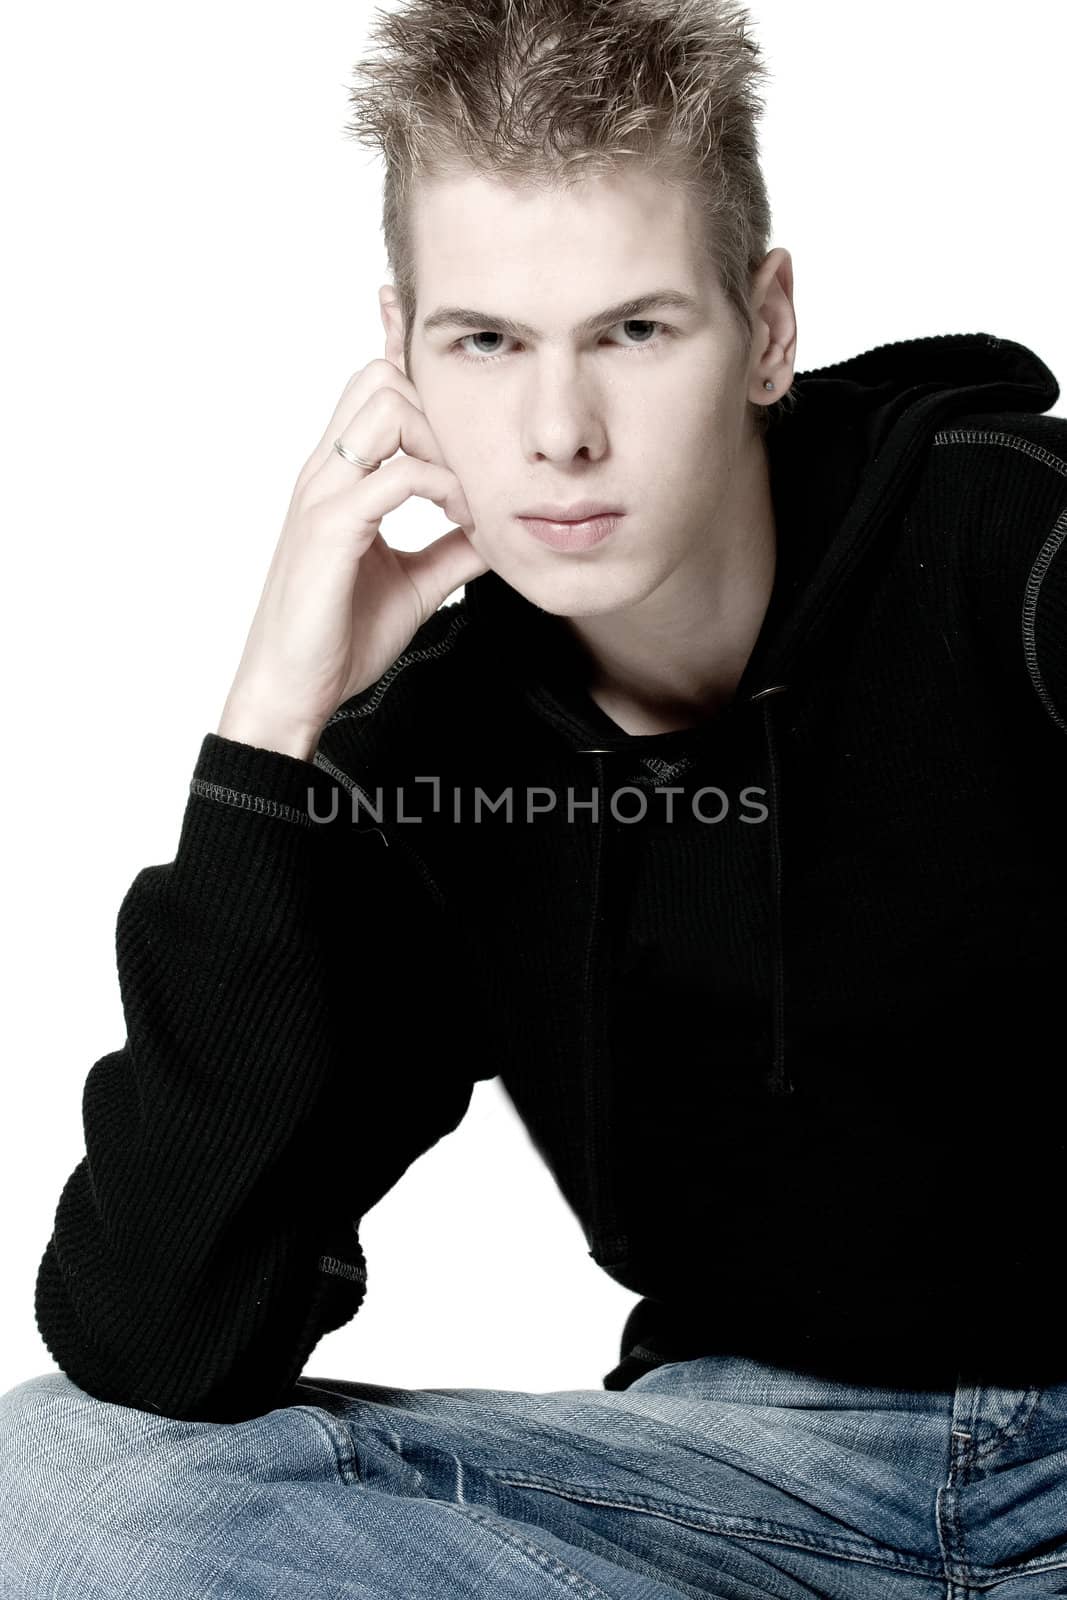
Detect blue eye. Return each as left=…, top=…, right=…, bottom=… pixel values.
left=452, top=319, right=673, bottom=364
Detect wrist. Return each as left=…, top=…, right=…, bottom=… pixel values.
left=216, top=692, right=321, bottom=763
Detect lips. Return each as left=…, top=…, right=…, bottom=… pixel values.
left=516, top=501, right=623, bottom=522
left=518, top=511, right=623, bottom=551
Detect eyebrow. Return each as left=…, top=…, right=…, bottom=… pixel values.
left=421, top=289, right=702, bottom=341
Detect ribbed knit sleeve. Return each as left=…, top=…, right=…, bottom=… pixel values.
left=34, top=731, right=484, bottom=1423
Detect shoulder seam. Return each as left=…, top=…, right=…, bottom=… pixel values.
left=1022, top=507, right=1067, bottom=736
left=323, top=607, right=470, bottom=730
left=931, top=425, right=1067, bottom=480
left=931, top=428, right=1067, bottom=736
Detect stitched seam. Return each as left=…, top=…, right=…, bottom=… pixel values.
left=636, top=753, right=695, bottom=784
left=626, top=1343, right=665, bottom=1363
left=450, top=1503, right=618, bottom=1600
left=314, top=746, right=447, bottom=908
left=323, top=609, right=469, bottom=727
left=1021, top=510, right=1067, bottom=733
left=489, top=1478, right=942, bottom=1578
left=311, top=750, right=382, bottom=823
left=931, top=429, right=1067, bottom=733
left=188, top=777, right=314, bottom=828
left=316, top=1253, right=366, bottom=1283
left=292, top=1404, right=362, bottom=1487
left=983, top=1557, right=1067, bottom=1580
left=969, top=1386, right=1043, bottom=1466
left=932, top=426, right=1067, bottom=480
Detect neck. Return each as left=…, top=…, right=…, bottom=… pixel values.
left=564, top=429, right=778, bottom=733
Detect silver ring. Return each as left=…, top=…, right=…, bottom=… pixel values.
left=333, top=437, right=381, bottom=470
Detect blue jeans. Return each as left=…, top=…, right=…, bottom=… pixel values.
left=2, top=1356, right=1067, bottom=1598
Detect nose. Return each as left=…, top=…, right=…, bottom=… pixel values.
left=520, top=358, right=609, bottom=465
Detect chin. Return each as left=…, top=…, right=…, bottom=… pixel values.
left=527, top=566, right=654, bottom=621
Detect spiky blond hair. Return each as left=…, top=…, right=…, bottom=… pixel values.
left=344, top=0, right=790, bottom=433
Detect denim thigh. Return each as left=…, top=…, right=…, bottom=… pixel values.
left=2, top=1357, right=1067, bottom=1599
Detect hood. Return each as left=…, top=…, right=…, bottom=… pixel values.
left=463, top=331, right=1060, bottom=1262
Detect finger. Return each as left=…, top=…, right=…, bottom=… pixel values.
left=400, top=525, right=490, bottom=613
left=383, top=313, right=406, bottom=376
left=313, top=455, right=474, bottom=548
left=297, top=359, right=423, bottom=488
left=308, top=388, right=468, bottom=516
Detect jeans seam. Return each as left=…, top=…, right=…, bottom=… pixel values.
left=970, top=1387, right=1043, bottom=1466
left=450, top=1503, right=619, bottom=1600
left=291, top=1403, right=361, bottom=1486
left=489, top=1473, right=944, bottom=1579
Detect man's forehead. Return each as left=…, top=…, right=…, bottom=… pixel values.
left=408, top=171, right=711, bottom=328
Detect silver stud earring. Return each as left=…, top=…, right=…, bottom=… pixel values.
left=763, top=379, right=774, bottom=391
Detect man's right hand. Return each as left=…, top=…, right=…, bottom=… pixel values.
left=217, top=351, right=489, bottom=760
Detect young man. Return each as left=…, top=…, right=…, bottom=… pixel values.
left=4, top=1, right=1067, bottom=1595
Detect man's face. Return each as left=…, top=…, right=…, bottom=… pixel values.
left=406, top=165, right=757, bottom=619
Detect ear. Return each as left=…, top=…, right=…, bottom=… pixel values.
left=379, top=285, right=408, bottom=377
left=747, top=247, right=796, bottom=402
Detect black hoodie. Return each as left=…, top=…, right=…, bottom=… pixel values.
left=35, top=332, right=1067, bottom=1422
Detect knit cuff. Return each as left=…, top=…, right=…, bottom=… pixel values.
left=162, top=733, right=355, bottom=924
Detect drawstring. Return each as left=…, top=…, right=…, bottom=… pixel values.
left=751, top=684, right=794, bottom=1096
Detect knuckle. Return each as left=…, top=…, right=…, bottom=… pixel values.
left=367, top=356, right=404, bottom=385
left=302, top=474, right=349, bottom=516
left=297, top=497, right=333, bottom=537
left=366, top=382, right=403, bottom=416
left=302, top=493, right=367, bottom=543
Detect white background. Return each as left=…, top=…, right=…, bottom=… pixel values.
left=2, top=0, right=1065, bottom=1400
